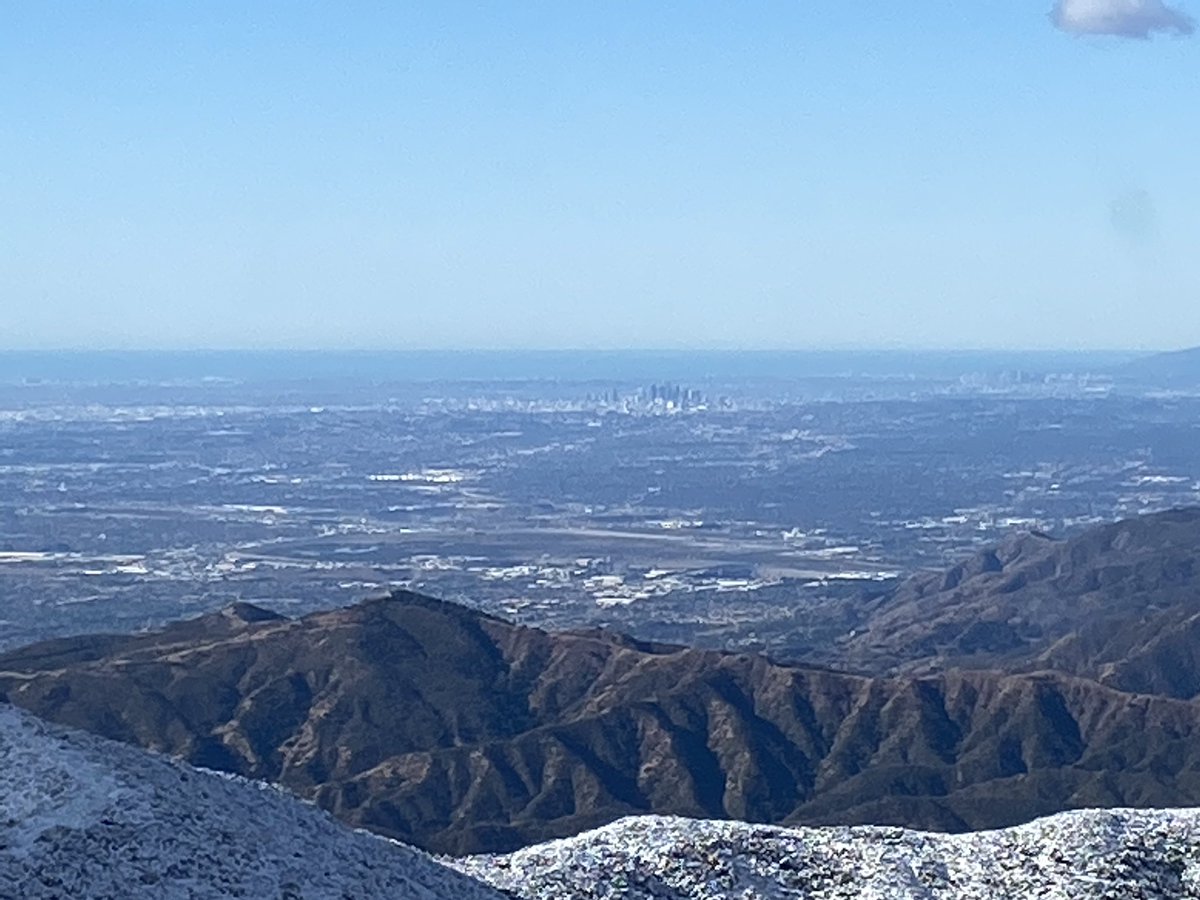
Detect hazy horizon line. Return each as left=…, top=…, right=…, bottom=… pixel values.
left=0, top=345, right=1169, bottom=356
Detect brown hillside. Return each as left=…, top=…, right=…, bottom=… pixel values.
left=833, top=507, right=1200, bottom=697
left=4, top=590, right=1200, bottom=853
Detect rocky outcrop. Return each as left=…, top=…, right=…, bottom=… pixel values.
left=459, top=810, right=1200, bottom=899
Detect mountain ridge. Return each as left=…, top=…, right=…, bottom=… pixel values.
left=7, top=563, right=1200, bottom=852
left=7, top=699, right=1200, bottom=898
left=1121, top=346, right=1200, bottom=384
left=829, top=507, right=1200, bottom=698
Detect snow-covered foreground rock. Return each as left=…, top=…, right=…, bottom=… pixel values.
left=459, top=812, right=1200, bottom=899
left=0, top=704, right=503, bottom=900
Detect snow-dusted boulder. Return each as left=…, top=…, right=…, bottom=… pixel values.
left=460, top=811, right=1200, bottom=899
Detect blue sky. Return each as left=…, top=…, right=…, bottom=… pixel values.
left=2, top=2, right=1197, bottom=351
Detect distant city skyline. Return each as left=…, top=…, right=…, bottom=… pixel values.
left=2, top=3, right=1198, bottom=351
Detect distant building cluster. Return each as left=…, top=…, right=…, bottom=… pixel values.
left=585, top=383, right=730, bottom=413
left=644, top=383, right=704, bottom=409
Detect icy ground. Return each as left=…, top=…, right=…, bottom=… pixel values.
left=458, top=812, right=1200, bottom=900
left=0, top=703, right=503, bottom=900
left=6, top=701, right=1200, bottom=899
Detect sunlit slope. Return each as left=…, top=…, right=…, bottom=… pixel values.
left=6, top=586, right=1200, bottom=853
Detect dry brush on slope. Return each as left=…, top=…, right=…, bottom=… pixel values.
left=5, top=587, right=1200, bottom=853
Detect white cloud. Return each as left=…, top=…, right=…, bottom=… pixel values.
left=1052, top=0, right=1195, bottom=37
